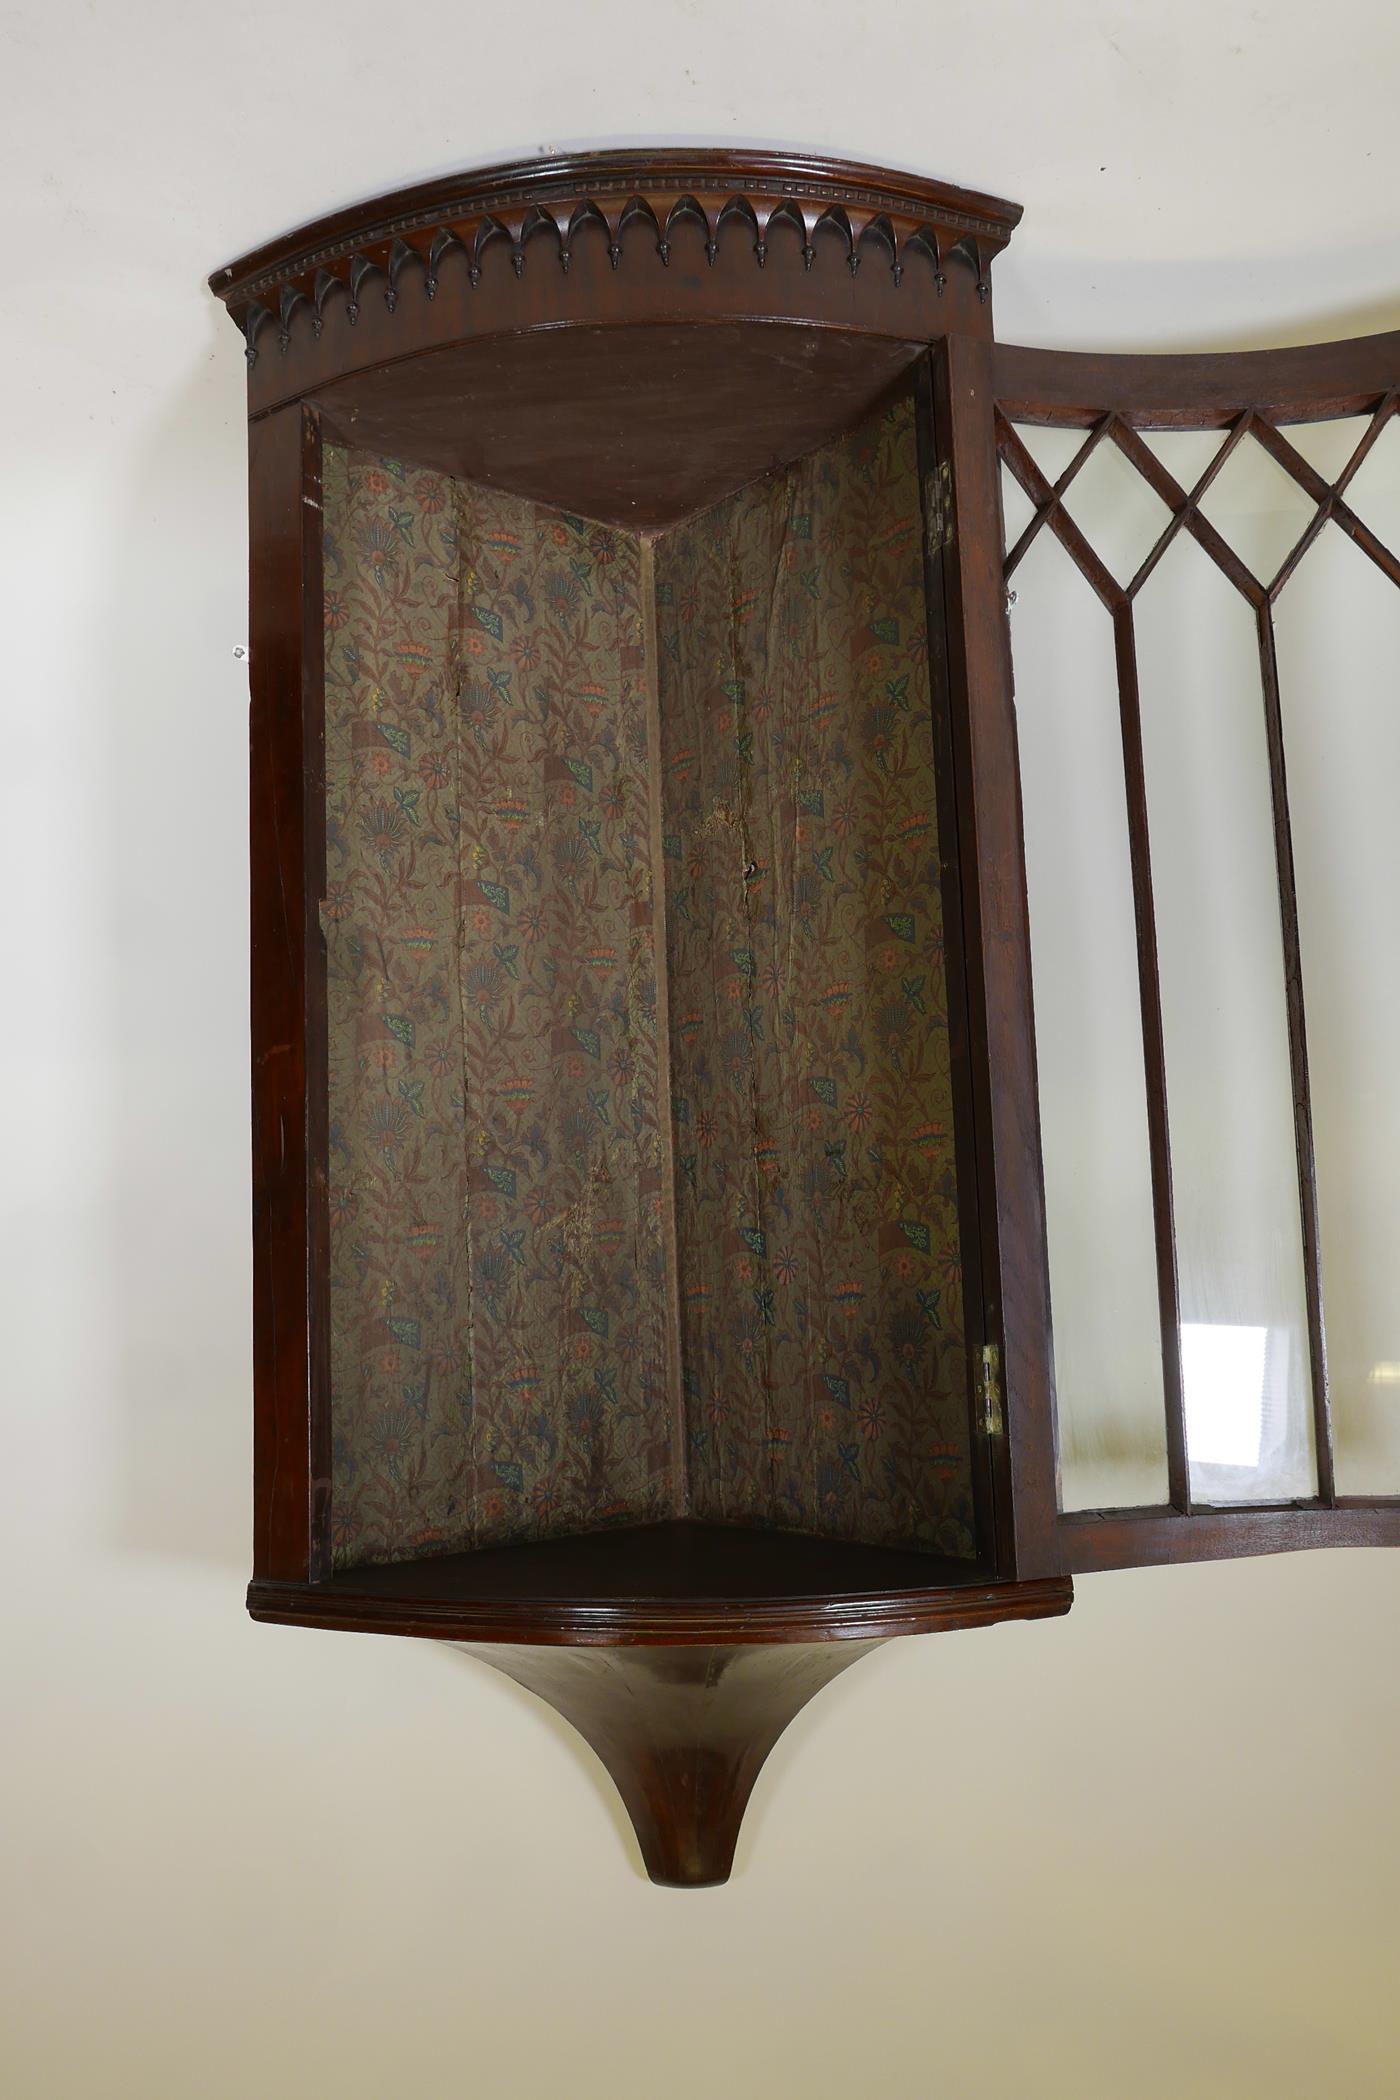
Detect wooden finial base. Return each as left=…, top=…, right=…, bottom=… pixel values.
left=467, top=1640, right=881, bottom=1887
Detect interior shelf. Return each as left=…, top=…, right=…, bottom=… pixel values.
left=249, top=1520, right=1071, bottom=1643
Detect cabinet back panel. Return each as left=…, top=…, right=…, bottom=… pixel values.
left=323, top=449, right=674, bottom=1566
left=322, top=390, right=976, bottom=1570
left=656, top=394, right=975, bottom=1555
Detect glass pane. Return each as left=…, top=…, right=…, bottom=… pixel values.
left=1282, top=414, right=1373, bottom=488
left=1001, top=462, right=1036, bottom=549
left=1008, top=527, right=1169, bottom=1511
left=1143, top=428, right=1234, bottom=497
left=1059, top=436, right=1172, bottom=587
left=1134, top=534, right=1317, bottom=1504
left=1275, top=519, right=1400, bottom=1492
left=1014, top=422, right=1092, bottom=486
left=1195, top=431, right=1318, bottom=590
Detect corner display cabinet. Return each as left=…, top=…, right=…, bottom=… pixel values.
left=212, top=150, right=1400, bottom=1885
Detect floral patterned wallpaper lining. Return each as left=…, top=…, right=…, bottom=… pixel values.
left=324, top=390, right=974, bottom=1571
left=324, top=449, right=674, bottom=1567
left=655, top=394, right=975, bottom=1556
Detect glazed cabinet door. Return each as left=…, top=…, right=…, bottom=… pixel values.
left=991, top=332, right=1400, bottom=1573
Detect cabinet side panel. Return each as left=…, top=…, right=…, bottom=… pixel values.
left=655, top=392, right=977, bottom=1557
left=321, top=444, right=467, bottom=1566
left=323, top=456, right=676, bottom=1565
left=249, top=405, right=328, bottom=1582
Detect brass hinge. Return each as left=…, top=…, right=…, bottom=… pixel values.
left=980, top=1342, right=1004, bottom=1439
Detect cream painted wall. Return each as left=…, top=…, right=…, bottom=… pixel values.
left=4, top=4, right=1400, bottom=2095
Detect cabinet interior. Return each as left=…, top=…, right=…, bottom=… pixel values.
left=319, top=334, right=981, bottom=1581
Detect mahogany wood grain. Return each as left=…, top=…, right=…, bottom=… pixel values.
left=1255, top=605, right=1335, bottom=1504
left=1062, top=1502, right=1400, bottom=1574
left=994, top=332, right=1400, bottom=429
left=248, top=404, right=330, bottom=1582
left=467, top=1640, right=882, bottom=1886
left=213, top=148, right=1022, bottom=306
left=913, top=356, right=997, bottom=1568
left=212, top=151, right=1014, bottom=424
left=930, top=334, right=1060, bottom=1579
left=247, top=1520, right=1074, bottom=1646
left=1110, top=604, right=1190, bottom=1512
left=314, top=321, right=925, bottom=530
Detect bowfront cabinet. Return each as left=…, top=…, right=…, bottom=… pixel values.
left=212, top=151, right=1400, bottom=1883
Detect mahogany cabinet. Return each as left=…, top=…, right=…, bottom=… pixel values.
left=211, top=151, right=1400, bottom=1883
